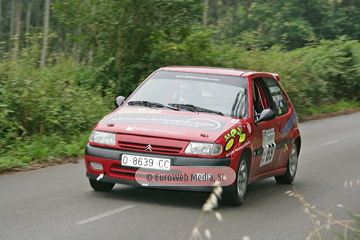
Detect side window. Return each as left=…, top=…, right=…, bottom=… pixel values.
left=252, top=78, right=270, bottom=119
left=263, top=77, right=288, bottom=116
left=252, top=81, right=262, bottom=114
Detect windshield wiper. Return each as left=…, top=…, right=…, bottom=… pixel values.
left=127, top=101, right=180, bottom=111
left=168, top=103, right=224, bottom=116
left=196, top=107, right=224, bottom=116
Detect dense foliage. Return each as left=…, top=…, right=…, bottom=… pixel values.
left=0, top=45, right=115, bottom=169
left=1, top=0, right=360, bottom=170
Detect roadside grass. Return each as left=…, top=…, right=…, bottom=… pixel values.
left=190, top=181, right=224, bottom=240
left=0, top=133, right=89, bottom=173
left=298, top=101, right=360, bottom=120
left=309, top=101, right=360, bottom=114
left=286, top=185, right=360, bottom=240
left=191, top=183, right=359, bottom=240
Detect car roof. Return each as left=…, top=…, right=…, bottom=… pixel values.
left=159, top=66, right=280, bottom=81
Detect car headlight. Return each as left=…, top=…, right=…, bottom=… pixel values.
left=184, top=142, right=222, bottom=155
left=89, top=130, right=116, bottom=146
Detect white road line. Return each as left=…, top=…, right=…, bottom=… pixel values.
left=77, top=205, right=135, bottom=224
left=320, top=140, right=339, bottom=146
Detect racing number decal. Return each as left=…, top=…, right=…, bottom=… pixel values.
left=260, top=128, right=276, bottom=167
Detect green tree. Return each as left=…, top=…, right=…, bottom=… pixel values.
left=53, top=0, right=203, bottom=96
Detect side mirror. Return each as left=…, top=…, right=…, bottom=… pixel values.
left=255, top=109, right=276, bottom=124
left=114, top=96, right=125, bottom=107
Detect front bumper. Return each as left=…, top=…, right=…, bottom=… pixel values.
left=85, top=144, right=232, bottom=190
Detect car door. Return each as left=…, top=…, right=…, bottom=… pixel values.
left=250, top=76, right=281, bottom=177
left=262, top=77, right=294, bottom=169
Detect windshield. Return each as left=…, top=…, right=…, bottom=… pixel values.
left=126, top=70, right=248, bottom=118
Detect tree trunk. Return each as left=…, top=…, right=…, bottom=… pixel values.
left=115, top=6, right=128, bottom=91
left=13, top=2, right=21, bottom=60
left=9, top=0, right=16, bottom=49
left=243, top=0, right=251, bottom=19
left=203, top=0, right=209, bottom=27
left=40, top=0, right=50, bottom=68
left=0, top=0, right=2, bottom=42
left=73, top=25, right=82, bottom=65
left=26, top=2, right=32, bottom=47
left=88, top=50, right=93, bottom=66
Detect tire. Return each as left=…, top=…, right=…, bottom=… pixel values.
left=222, top=154, right=249, bottom=206
left=89, top=179, right=115, bottom=191
left=275, top=143, right=299, bottom=184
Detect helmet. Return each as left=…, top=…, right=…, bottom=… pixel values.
left=179, top=83, right=194, bottom=103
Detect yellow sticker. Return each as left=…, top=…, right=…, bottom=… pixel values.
left=239, top=133, right=246, bottom=143
left=225, top=138, right=235, bottom=151
left=284, top=143, right=288, bottom=153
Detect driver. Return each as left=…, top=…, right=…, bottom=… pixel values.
left=178, top=83, right=195, bottom=104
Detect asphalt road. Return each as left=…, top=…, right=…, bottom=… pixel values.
left=1, top=112, right=359, bottom=240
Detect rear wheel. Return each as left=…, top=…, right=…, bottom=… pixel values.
left=89, top=179, right=115, bottom=191
left=275, top=143, right=298, bottom=184
left=223, top=154, right=249, bottom=206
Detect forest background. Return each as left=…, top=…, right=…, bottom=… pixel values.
left=1, top=0, right=360, bottom=171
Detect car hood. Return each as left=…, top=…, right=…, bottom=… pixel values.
left=95, top=106, right=245, bottom=142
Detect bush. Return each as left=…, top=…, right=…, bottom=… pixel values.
left=0, top=47, right=115, bottom=171
left=151, top=28, right=360, bottom=117
left=0, top=51, right=114, bottom=140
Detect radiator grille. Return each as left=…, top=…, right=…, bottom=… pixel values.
left=118, top=141, right=182, bottom=154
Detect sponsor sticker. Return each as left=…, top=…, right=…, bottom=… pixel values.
left=224, top=126, right=247, bottom=151
left=108, top=114, right=224, bottom=132
left=281, top=111, right=297, bottom=138
left=260, top=128, right=276, bottom=167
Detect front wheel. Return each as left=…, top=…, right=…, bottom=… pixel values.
left=89, top=179, right=115, bottom=191
left=275, top=143, right=299, bottom=184
left=222, top=154, right=249, bottom=206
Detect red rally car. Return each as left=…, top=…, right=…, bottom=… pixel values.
left=85, top=66, right=301, bottom=206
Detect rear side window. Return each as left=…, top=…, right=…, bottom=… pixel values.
left=263, top=77, right=288, bottom=116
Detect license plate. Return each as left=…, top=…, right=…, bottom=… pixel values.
left=121, top=154, right=171, bottom=170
